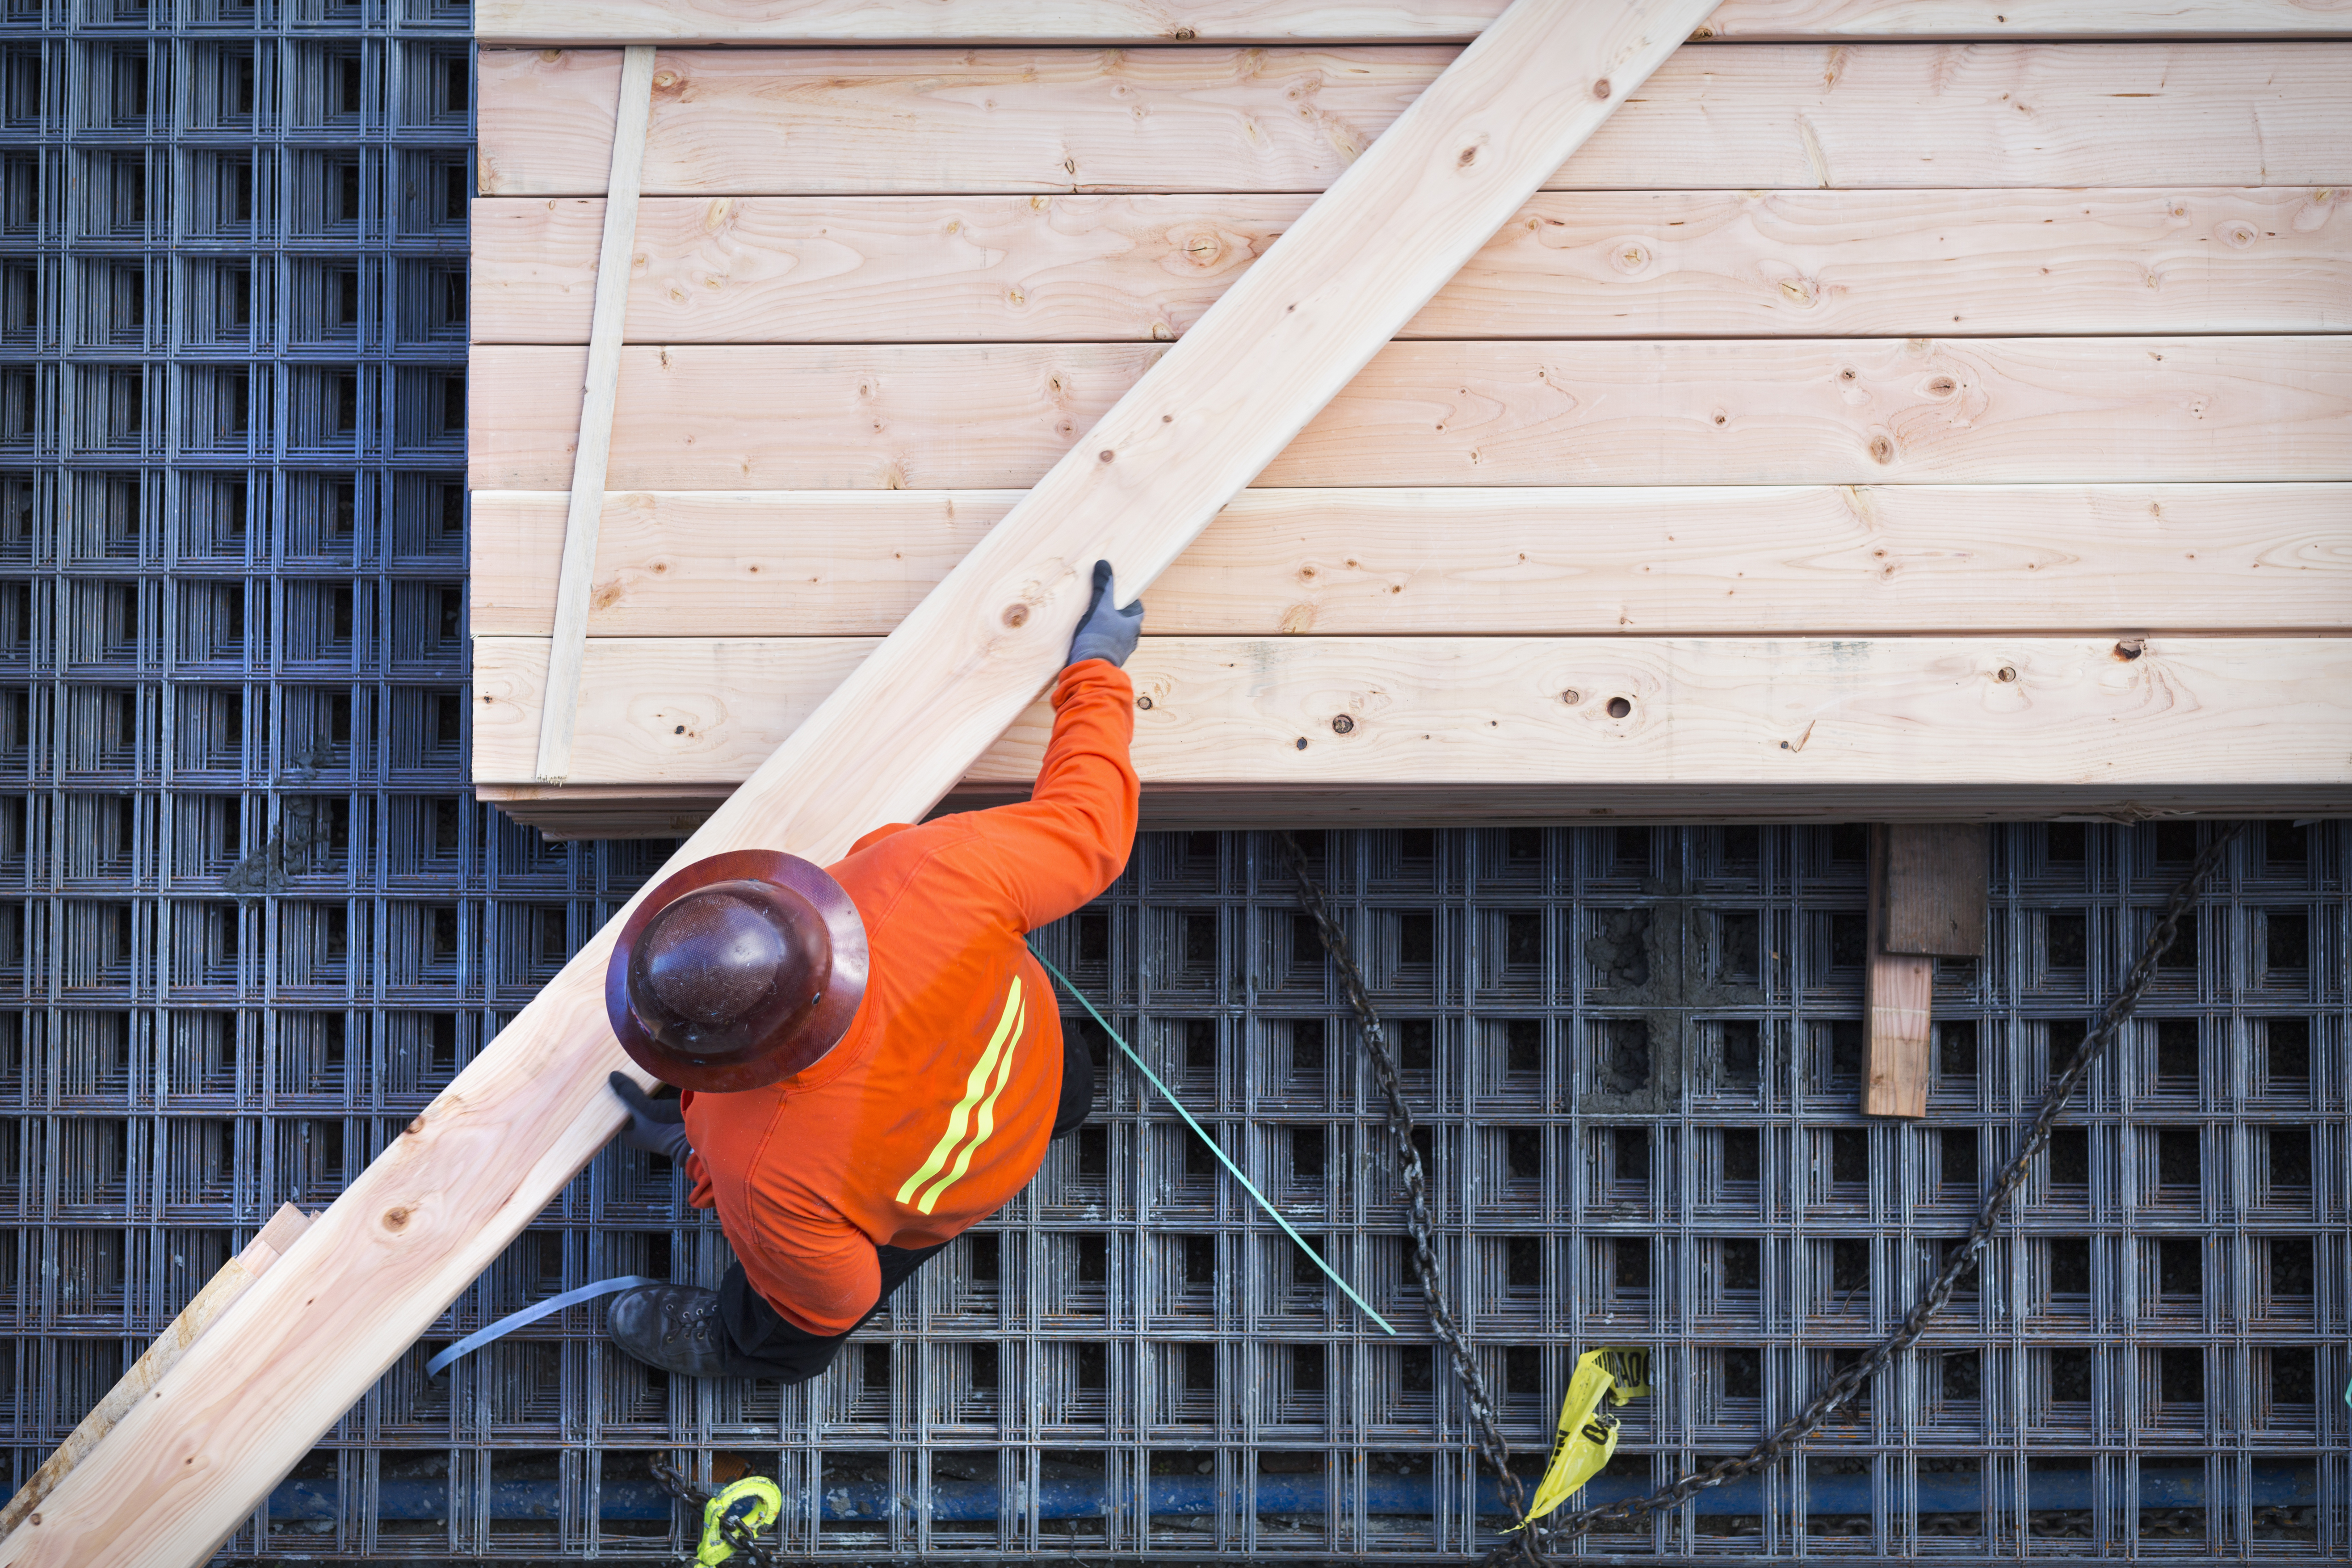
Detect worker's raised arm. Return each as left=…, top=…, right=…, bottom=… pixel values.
left=962, top=563, right=1142, bottom=931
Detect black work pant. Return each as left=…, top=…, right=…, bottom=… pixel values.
left=713, top=1028, right=1095, bottom=1383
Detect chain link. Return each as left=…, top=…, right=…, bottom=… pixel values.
left=1279, top=833, right=1531, bottom=1533
left=1284, top=825, right=2241, bottom=1565
left=647, top=1454, right=783, bottom=1568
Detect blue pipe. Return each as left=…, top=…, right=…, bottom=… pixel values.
left=272, top=1464, right=2315, bottom=1523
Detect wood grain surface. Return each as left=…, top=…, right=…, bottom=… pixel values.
left=1865, top=823, right=1936, bottom=1117
left=1882, top=822, right=1989, bottom=955
left=470, top=186, right=2352, bottom=344
left=467, top=337, right=2352, bottom=491
left=471, top=633, right=2352, bottom=788
left=476, top=0, right=2352, bottom=45
left=534, top=45, right=655, bottom=783
left=468, top=484, right=2352, bottom=638
left=7, top=6, right=1714, bottom=1563
left=0, top=1206, right=310, bottom=1538
left=477, top=44, right=2352, bottom=197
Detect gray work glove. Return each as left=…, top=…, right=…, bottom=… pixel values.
left=609, top=1071, right=692, bottom=1163
left=1066, top=559, right=1144, bottom=669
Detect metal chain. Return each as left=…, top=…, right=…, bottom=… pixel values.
left=1285, top=824, right=2240, bottom=1565
left=1279, top=833, right=1531, bottom=1530
left=647, top=1454, right=782, bottom=1568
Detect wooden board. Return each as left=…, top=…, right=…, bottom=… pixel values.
left=470, top=634, right=2352, bottom=789
left=468, top=484, right=2352, bottom=639
left=475, top=0, right=2352, bottom=45
left=466, top=337, right=2352, bottom=492
left=1865, top=824, right=1936, bottom=1117
left=478, top=779, right=2352, bottom=839
left=7, top=6, right=1712, bottom=1562
left=1883, top=822, right=1989, bottom=956
left=535, top=45, right=656, bottom=783
left=0, top=1206, right=310, bottom=1539
left=476, top=44, right=2352, bottom=197
left=469, top=186, right=2352, bottom=345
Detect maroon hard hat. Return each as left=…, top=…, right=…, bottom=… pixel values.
left=605, top=849, right=868, bottom=1093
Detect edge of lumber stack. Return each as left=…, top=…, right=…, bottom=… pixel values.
left=474, top=0, right=2352, bottom=46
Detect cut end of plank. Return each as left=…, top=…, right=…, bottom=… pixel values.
left=248, top=1203, right=313, bottom=1265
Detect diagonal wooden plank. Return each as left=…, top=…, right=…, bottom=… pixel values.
left=0, top=4, right=1718, bottom=1563
left=0, top=1207, right=311, bottom=1538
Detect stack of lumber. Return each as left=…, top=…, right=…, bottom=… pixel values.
left=468, top=1, right=2352, bottom=839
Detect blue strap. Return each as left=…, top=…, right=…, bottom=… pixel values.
left=1030, top=947, right=1396, bottom=1336
left=426, top=1275, right=663, bottom=1376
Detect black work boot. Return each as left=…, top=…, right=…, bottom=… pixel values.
left=606, top=1284, right=754, bottom=1378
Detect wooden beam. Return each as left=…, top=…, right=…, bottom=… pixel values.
left=533, top=45, right=655, bottom=784
left=469, top=187, right=2352, bottom=346
left=478, top=779, right=2349, bottom=840
left=469, top=634, right=2352, bottom=790
left=1865, top=824, right=1937, bottom=1118
left=0, top=1206, right=311, bottom=1540
left=467, top=484, right=2352, bottom=639
left=476, top=44, right=2351, bottom=197
left=6, top=6, right=1714, bottom=1562
left=466, top=337, right=2352, bottom=492
left=475, top=0, right=2352, bottom=48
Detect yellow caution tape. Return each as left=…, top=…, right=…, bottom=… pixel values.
left=1506, top=1347, right=1652, bottom=1532
left=696, top=1476, right=784, bottom=1567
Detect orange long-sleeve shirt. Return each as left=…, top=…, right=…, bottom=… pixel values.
left=678, top=660, right=1139, bottom=1334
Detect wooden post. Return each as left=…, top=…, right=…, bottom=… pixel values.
left=0, top=5, right=1718, bottom=1564
left=532, top=44, right=655, bottom=783
left=1866, top=824, right=1988, bottom=1118
left=0, top=1206, right=310, bottom=1539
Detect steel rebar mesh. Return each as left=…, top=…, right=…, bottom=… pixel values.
left=0, top=5, right=2344, bottom=1562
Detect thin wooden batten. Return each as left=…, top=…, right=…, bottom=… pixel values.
left=532, top=44, right=654, bottom=784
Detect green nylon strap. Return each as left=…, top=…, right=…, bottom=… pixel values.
left=1029, top=946, right=1396, bottom=1336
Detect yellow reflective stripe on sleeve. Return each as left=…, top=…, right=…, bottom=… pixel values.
left=915, top=987, right=1025, bottom=1215
left=893, top=976, right=1023, bottom=1207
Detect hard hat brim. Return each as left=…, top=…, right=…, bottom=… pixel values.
left=605, top=848, right=869, bottom=1093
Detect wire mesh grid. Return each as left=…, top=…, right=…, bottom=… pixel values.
left=0, top=4, right=2347, bottom=1563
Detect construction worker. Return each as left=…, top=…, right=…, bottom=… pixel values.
left=598, top=563, right=1144, bottom=1380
